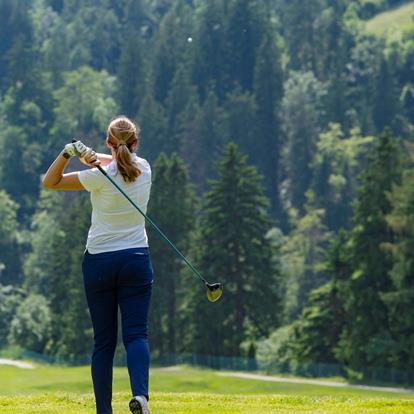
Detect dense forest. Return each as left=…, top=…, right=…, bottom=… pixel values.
left=1, top=0, right=414, bottom=378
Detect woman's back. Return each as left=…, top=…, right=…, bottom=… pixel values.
left=79, top=154, right=151, bottom=254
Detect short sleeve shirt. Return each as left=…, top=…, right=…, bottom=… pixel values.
left=78, top=154, right=151, bottom=254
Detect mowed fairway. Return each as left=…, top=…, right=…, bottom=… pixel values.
left=0, top=364, right=413, bottom=413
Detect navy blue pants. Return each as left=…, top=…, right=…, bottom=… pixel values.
left=82, top=247, right=153, bottom=414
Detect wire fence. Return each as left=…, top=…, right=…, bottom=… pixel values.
left=8, top=350, right=413, bottom=387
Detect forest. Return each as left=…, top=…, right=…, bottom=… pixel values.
left=1, top=0, right=414, bottom=379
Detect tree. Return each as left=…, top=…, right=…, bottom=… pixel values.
left=293, top=228, right=348, bottom=364
left=117, top=31, right=146, bottom=117
left=24, top=189, right=64, bottom=293
left=137, top=93, right=168, bottom=163
left=0, top=0, right=36, bottom=93
left=335, top=128, right=404, bottom=371
left=0, top=190, right=21, bottom=285
left=0, top=284, right=25, bottom=346
left=281, top=71, right=327, bottom=213
left=310, top=123, right=373, bottom=231
left=51, top=67, right=118, bottom=152
left=225, top=0, right=267, bottom=92
left=8, top=293, right=52, bottom=353
left=253, top=30, right=285, bottom=223
left=179, top=89, right=226, bottom=192
left=191, top=0, right=230, bottom=100
left=147, top=153, right=196, bottom=355
left=282, top=201, right=332, bottom=322
left=383, top=168, right=414, bottom=370
left=149, top=0, right=194, bottom=103
left=189, top=143, right=281, bottom=356
left=26, top=191, right=92, bottom=359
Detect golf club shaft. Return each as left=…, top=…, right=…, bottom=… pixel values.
left=97, top=165, right=208, bottom=285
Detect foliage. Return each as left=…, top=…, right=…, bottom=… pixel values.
left=1, top=0, right=414, bottom=375
left=281, top=71, right=327, bottom=212
left=0, top=190, right=21, bottom=284
left=0, top=284, right=25, bottom=346
left=188, top=143, right=281, bottom=356
left=335, top=128, right=404, bottom=370
left=8, top=293, right=52, bottom=353
left=256, top=325, right=297, bottom=368
left=282, top=202, right=332, bottom=322
left=147, top=152, right=196, bottom=355
left=383, top=167, right=414, bottom=370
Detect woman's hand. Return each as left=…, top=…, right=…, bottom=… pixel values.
left=80, top=149, right=101, bottom=167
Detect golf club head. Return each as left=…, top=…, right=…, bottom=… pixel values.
left=206, top=282, right=223, bottom=302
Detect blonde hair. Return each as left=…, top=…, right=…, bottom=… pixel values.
left=107, top=116, right=141, bottom=182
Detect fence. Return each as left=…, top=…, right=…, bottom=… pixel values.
left=9, top=350, right=413, bottom=387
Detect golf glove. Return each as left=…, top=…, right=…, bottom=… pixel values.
left=63, top=140, right=90, bottom=159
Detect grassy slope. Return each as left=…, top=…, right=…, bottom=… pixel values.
left=1, top=365, right=413, bottom=398
left=365, top=2, right=414, bottom=38
left=0, top=365, right=413, bottom=413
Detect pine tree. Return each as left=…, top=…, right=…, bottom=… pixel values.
left=164, top=64, right=199, bottom=154
left=51, top=194, right=93, bottom=359
left=27, top=192, right=93, bottom=359
left=150, top=0, right=194, bottom=103
left=282, top=201, right=332, bottom=321
left=191, top=0, right=230, bottom=100
left=189, top=143, right=281, bottom=356
left=180, top=89, right=226, bottom=192
left=147, top=153, right=196, bottom=355
left=310, top=123, right=373, bottom=231
left=281, top=71, right=327, bottom=213
left=336, top=128, right=404, bottom=370
left=117, top=30, right=146, bottom=117
left=226, top=0, right=267, bottom=92
left=0, top=190, right=21, bottom=285
left=383, top=168, right=414, bottom=370
left=293, top=231, right=348, bottom=363
left=137, top=93, right=168, bottom=162
left=253, top=30, right=285, bottom=223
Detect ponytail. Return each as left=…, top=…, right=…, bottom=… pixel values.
left=115, top=143, right=141, bottom=183
left=107, top=116, right=141, bottom=183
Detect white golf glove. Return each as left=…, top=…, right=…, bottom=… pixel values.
left=62, top=140, right=90, bottom=159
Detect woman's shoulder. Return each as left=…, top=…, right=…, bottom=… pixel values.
left=133, top=155, right=151, bottom=174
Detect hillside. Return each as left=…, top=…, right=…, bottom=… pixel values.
left=365, top=1, right=414, bottom=38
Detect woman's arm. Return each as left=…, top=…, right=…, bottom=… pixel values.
left=81, top=152, right=112, bottom=167
left=43, top=144, right=100, bottom=191
left=42, top=151, right=85, bottom=190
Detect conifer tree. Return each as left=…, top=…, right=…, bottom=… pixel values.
left=147, top=153, right=196, bottom=355
left=0, top=190, right=21, bottom=285
left=336, top=128, right=404, bottom=370
left=26, top=191, right=92, bottom=358
left=117, top=31, right=146, bottom=117
left=253, top=30, right=285, bottom=222
left=281, top=71, right=327, bottom=213
left=383, top=168, right=414, bottom=370
left=137, top=93, right=168, bottom=162
left=189, top=143, right=281, bottom=356
left=226, top=0, right=266, bottom=92
left=191, top=0, right=230, bottom=100
left=180, top=89, right=226, bottom=192
left=293, top=231, right=348, bottom=363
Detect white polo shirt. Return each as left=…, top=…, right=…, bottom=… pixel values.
left=78, top=154, right=151, bottom=254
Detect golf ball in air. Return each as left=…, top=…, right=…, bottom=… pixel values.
left=187, top=37, right=193, bottom=42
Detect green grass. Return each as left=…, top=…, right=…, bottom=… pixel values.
left=365, top=2, right=414, bottom=38
left=0, top=365, right=413, bottom=413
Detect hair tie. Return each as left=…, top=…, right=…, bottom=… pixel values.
left=118, top=141, right=127, bottom=147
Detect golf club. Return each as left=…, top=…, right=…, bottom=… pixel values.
left=80, top=148, right=223, bottom=302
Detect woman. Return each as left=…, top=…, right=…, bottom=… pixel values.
left=43, top=116, right=152, bottom=414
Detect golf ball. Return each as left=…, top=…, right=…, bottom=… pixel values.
left=187, top=37, right=193, bottom=43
